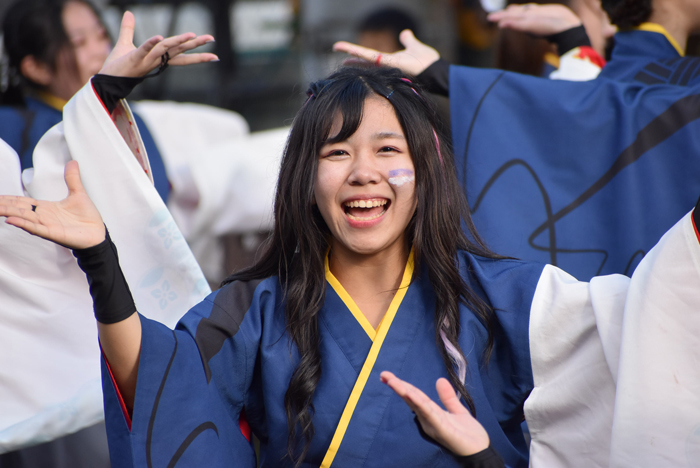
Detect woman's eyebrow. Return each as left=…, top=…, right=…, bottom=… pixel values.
left=373, top=132, right=405, bottom=140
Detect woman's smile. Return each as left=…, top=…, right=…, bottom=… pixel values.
left=343, top=197, right=390, bottom=224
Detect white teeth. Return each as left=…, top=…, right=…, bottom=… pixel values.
left=344, top=199, right=388, bottom=208
left=346, top=207, right=387, bottom=221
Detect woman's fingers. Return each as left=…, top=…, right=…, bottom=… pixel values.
left=436, top=378, right=468, bottom=415
left=168, top=53, right=219, bottom=66
left=381, top=372, right=491, bottom=456
left=144, top=33, right=217, bottom=68
left=381, top=371, right=445, bottom=423
left=0, top=196, right=37, bottom=221
left=64, top=160, right=87, bottom=197
left=167, top=34, right=214, bottom=56
left=333, top=41, right=381, bottom=64
left=0, top=196, right=51, bottom=239
left=487, top=4, right=581, bottom=35
left=132, top=35, right=164, bottom=64
left=397, top=29, right=420, bottom=49
left=116, top=11, right=136, bottom=48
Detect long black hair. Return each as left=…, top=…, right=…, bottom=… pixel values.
left=223, top=66, right=501, bottom=465
left=0, top=0, right=105, bottom=105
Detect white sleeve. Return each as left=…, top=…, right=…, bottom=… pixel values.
left=526, top=212, right=700, bottom=468
left=0, top=82, right=209, bottom=451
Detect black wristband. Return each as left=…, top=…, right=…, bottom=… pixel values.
left=416, top=58, right=450, bottom=97
left=454, top=446, right=505, bottom=468
left=73, top=229, right=136, bottom=324
left=545, top=24, right=591, bottom=57
left=91, top=74, right=145, bottom=113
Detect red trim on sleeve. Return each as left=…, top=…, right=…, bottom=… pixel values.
left=574, top=46, right=607, bottom=68
left=692, top=210, right=700, bottom=244
left=239, top=408, right=251, bottom=442
left=101, top=349, right=133, bottom=430
left=90, top=79, right=111, bottom=116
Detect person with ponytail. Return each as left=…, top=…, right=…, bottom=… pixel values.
left=2, top=16, right=700, bottom=467
left=0, top=0, right=171, bottom=203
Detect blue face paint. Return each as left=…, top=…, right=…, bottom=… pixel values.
left=388, top=168, right=415, bottom=187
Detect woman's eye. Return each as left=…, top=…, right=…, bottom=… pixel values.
left=323, top=149, right=347, bottom=158
left=379, top=146, right=398, bottom=153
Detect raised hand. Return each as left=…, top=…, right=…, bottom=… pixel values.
left=99, top=11, right=218, bottom=78
left=487, top=3, right=582, bottom=37
left=333, top=30, right=440, bottom=76
left=0, top=161, right=105, bottom=249
left=380, top=371, right=490, bottom=456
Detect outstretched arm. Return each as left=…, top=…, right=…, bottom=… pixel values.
left=380, top=371, right=504, bottom=467
left=487, top=3, right=582, bottom=37
left=0, top=161, right=142, bottom=411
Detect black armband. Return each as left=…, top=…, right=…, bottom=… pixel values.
left=416, top=58, right=450, bottom=97
left=73, top=229, right=136, bottom=324
left=545, top=25, right=591, bottom=57
left=91, top=74, right=145, bottom=113
left=454, top=446, right=505, bottom=468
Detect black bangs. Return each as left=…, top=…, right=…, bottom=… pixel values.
left=320, top=79, right=372, bottom=146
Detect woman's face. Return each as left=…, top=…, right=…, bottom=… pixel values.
left=63, top=1, right=111, bottom=84
left=314, top=95, right=417, bottom=259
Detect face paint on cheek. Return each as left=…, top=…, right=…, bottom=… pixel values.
left=388, top=168, right=415, bottom=187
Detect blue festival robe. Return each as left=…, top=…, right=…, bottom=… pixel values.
left=102, top=252, right=544, bottom=468
left=0, top=96, right=171, bottom=203
left=451, top=26, right=700, bottom=280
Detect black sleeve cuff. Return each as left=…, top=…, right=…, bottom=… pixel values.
left=545, top=25, right=591, bottom=56
left=454, top=445, right=505, bottom=468
left=91, top=74, right=145, bottom=113
left=73, top=229, right=136, bottom=324
left=694, top=194, right=700, bottom=232
left=416, top=58, right=450, bottom=97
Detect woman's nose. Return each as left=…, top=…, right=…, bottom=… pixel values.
left=348, top=153, right=381, bottom=185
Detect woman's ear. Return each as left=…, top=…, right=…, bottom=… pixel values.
left=20, top=56, right=53, bottom=86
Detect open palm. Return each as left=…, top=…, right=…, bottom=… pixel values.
left=99, top=11, right=217, bottom=78
left=0, top=161, right=105, bottom=249
left=333, top=30, right=439, bottom=77
left=380, top=371, right=490, bottom=457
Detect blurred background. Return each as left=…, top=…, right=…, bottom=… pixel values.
left=0, top=0, right=499, bottom=132
left=0, top=0, right=695, bottom=132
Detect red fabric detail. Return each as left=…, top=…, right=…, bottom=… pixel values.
left=574, top=46, right=607, bottom=68
left=90, top=79, right=110, bottom=115
left=239, top=408, right=251, bottom=442
left=693, top=211, right=700, bottom=244
left=101, top=349, right=133, bottom=430
left=90, top=78, right=120, bottom=125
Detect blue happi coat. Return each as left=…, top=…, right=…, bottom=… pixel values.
left=102, top=252, right=543, bottom=467
left=451, top=25, right=700, bottom=280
